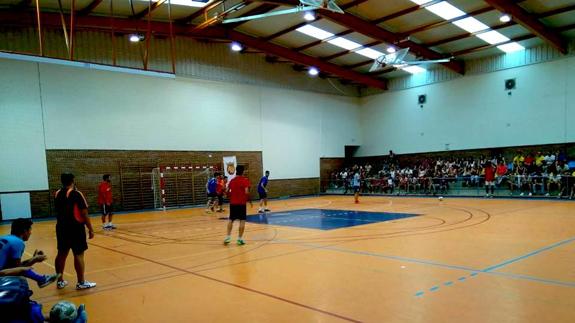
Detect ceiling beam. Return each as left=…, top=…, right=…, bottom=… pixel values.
left=453, top=22, right=575, bottom=57
left=132, top=0, right=167, bottom=20
left=319, top=10, right=464, bottom=74
left=402, top=6, right=493, bottom=36
left=426, top=4, right=575, bottom=48
left=483, top=0, right=567, bottom=54
left=177, top=0, right=227, bottom=24
left=227, top=29, right=387, bottom=89
left=426, top=21, right=515, bottom=47
left=77, top=0, right=104, bottom=16
left=0, top=10, right=386, bottom=89
left=258, top=0, right=368, bottom=41
left=0, top=11, right=228, bottom=38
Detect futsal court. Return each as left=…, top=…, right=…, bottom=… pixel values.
left=2, top=195, right=573, bottom=323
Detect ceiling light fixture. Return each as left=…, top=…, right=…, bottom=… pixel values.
left=129, top=34, right=143, bottom=42
left=308, top=67, right=319, bottom=76
left=303, top=11, right=315, bottom=21
left=499, top=14, right=511, bottom=23
left=387, top=47, right=396, bottom=53
left=230, top=42, right=243, bottom=52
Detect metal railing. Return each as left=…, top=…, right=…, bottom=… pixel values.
left=321, top=175, right=575, bottom=198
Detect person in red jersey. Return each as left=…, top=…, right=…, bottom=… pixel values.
left=97, top=174, right=115, bottom=230
left=484, top=161, right=496, bottom=198
left=224, top=165, right=251, bottom=246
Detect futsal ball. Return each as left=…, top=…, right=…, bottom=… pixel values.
left=438, top=196, right=444, bottom=201
left=49, top=301, right=77, bottom=322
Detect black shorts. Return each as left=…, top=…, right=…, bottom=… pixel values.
left=101, top=203, right=113, bottom=215
left=258, top=191, right=267, bottom=199
left=217, top=194, right=224, bottom=205
left=56, top=225, right=88, bottom=255
left=353, top=186, right=360, bottom=193
left=229, top=204, right=247, bottom=221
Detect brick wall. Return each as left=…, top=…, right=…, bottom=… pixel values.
left=17, top=150, right=321, bottom=219
left=267, top=178, right=320, bottom=197
left=319, top=158, right=345, bottom=192
left=33, top=150, right=263, bottom=217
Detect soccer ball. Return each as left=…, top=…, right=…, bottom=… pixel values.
left=438, top=196, right=444, bottom=201
left=49, top=301, right=78, bottom=322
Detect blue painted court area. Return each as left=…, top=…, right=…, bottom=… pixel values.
left=246, top=209, right=418, bottom=230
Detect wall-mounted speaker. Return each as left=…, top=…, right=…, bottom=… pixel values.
left=418, top=94, right=427, bottom=105
left=505, top=78, right=516, bottom=90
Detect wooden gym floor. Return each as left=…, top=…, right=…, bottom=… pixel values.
left=2, top=196, right=575, bottom=323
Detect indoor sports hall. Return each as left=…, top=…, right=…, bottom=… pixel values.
left=1, top=1, right=574, bottom=322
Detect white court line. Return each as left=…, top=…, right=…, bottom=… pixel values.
left=23, top=251, right=74, bottom=278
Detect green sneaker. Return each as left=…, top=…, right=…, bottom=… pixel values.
left=224, top=237, right=231, bottom=245
left=237, top=239, right=245, bottom=246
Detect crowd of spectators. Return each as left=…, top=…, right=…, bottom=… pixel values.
left=328, top=150, right=575, bottom=198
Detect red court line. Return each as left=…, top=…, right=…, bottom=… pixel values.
left=90, top=242, right=362, bottom=323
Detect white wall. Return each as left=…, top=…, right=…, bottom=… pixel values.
left=0, top=58, right=361, bottom=191
left=357, top=56, right=575, bottom=157
left=0, top=60, right=48, bottom=192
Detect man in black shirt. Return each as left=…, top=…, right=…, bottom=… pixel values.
left=54, top=173, right=96, bottom=290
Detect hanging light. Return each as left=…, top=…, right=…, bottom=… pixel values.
left=308, top=67, right=319, bottom=76
left=499, top=14, right=511, bottom=23
left=387, top=46, right=396, bottom=53
left=304, top=11, right=316, bottom=21
left=230, top=42, right=243, bottom=52
left=129, top=34, right=143, bottom=42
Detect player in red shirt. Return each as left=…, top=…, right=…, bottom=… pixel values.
left=484, top=161, right=496, bottom=198
left=224, top=165, right=251, bottom=246
left=98, top=174, right=115, bottom=230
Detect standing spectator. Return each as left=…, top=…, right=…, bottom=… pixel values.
left=224, top=165, right=251, bottom=246
left=97, top=174, right=115, bottom=230
left=484, top=161, right=495, bottom=197
left=54, top=173, right=96, bottom=290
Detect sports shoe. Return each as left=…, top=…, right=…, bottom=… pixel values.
left=264, top=208, right=271, bottom=212
left=258, top=209, right=264, bottom=213
left=107, top=223, right=117, bottom=229
left=38, top=273, right=60, bottom=288
left=237, top=239, right=246, bottom=246
left=57, top=280, right=68, bottom=289
left=76, top=281, right=96, bottom=290
left=224, top=237, right=231, bottom=245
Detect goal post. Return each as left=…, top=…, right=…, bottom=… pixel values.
left=152, top=164, right=221, bottom=210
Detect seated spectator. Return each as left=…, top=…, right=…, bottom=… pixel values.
left=0, top=218, right=59, bottom=288
left=529, top=167, right=544, bottom=196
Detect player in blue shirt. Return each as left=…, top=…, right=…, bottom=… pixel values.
left=258, top=170, right=270, bottom=213
left=0, top=218, right=59, bottom=287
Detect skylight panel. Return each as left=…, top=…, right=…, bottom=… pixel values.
left=425, top=2, right=466, bottom=20
left=327, top=37, right=362, bottom=50
left=296, top=25, right=334, bottom=40
left=410, top=0, right=433, bottom=5
left=497, top=42, right=525, bottom=53
left=143, top=0, right=212, bottom=7
left=476, top=30, right=509, bottom=44
left=453, top=17, right=490, bottom=33
left=402, top=66, right=426, bottom=74
left=355, top=48, right=384, bottom=59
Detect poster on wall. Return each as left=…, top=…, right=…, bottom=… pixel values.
left=223, top=156, right=237, bottom=183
